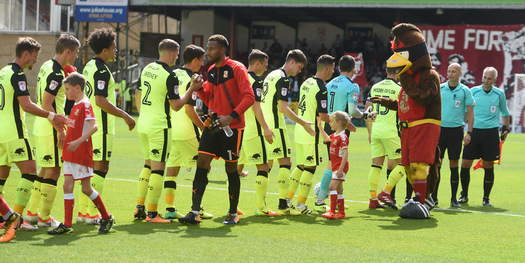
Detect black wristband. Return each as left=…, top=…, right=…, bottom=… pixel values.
left=229, top=111, right=239, bottom=120
left=467, top=131, right=472, bottom=136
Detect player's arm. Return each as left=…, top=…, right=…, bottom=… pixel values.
left=231, top=64, right=256, bottom=117
left=253, top=101, right=275, bottom=144
left=185, top=104, right=204, bottom=131
left=94, top=70, right=135, bottom=131
left=135, top=89, right=142, bottom=113
left=364, top=100, right=373, bottom=143
left=42, top=91, right=66, bottom=148
left=337, top=147, right=348, bottom=178
left=317, top=116, right=330, bottom=143
left=499, top=91, right=511, bottom=142
left=279, top=100, right=315, bottom=136
left=18, top=96, right=67, bottom=131
left=170, top=74, right=203, bottom=112
left=96, top=95, right=135, bottom=130
left=67, top=119, right=98, bottom=152
left=463, top=105, right=474, bottom=146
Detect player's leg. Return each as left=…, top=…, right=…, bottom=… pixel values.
left=144, top=129, right=171, bottom=223
left=85, top=133, right=112, bottom=223
left=287, top=143, right=305, bottom=205
left=37, top=167, right=61, bottom=228
left=481, top=128, right=499, bottom=206
left=25, top=168, right=43, bottom=225
left=164, top=165, right=180, bottom=219
left=80, top=176, right=114, bottom=234
left=446, top=128, right=463, bottom=207
left=386, top=158, right=398, bottom=201
left=293, top=143, right=318, bottom=213
left=459, top=129, right=480, bottom=204
left=318, top=123, right=334, bottom=206
left=368, top=138, right=385, bottom=208
left=134, top=132, right=152, bottom=220
left=14, top=158, right=40, bottom=231
left=179, top=128, right=215, bottom=224
left=335, top=181, right=346, bottom=218
left=0, top=195, right=22, bottom=242
left=220, top=128, right=243, bottom=224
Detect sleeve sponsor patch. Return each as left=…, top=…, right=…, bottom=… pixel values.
left=256, top=88, right=262, bottom=97
left=97, top=80, right=106, bottom=90
left=281, top=87, right=288, bottom=96
left=174, top=85, right=179, bottom=95
left=18, top=81, right=27, bottom=91
left=321, top=99, right=327, bottom=109
left=192, top=91, right=198, bottom=100
left=49, top=80, right=59, bottom=91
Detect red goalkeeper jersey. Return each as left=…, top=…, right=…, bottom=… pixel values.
left=198, top=57, right=255, bottom=129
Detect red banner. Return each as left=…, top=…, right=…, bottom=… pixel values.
left=419, top=24, right=525, bottom=132
left=346, top=52, right=368, bottom=88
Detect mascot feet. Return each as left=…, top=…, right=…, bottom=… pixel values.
left=399, top=197, right=430, bottom=219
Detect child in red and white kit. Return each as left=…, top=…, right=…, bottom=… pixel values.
left=47, top=72, right=114, bottom=235
left=321, top=111, right=349, bottom=219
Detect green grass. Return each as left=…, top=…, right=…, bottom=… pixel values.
left=3, top=115, right=525, bottom=262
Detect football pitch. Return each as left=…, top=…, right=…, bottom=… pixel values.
left=3, top=116, right=525, bottom=262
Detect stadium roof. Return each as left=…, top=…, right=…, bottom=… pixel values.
left=129, top=0, right=525, bottom=28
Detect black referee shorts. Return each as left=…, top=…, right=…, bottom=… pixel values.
left=438, top=126, right=464, bottom=160
left=462, top=128, right=500, bottom=161
left=198, top=127, right=243, bottom=162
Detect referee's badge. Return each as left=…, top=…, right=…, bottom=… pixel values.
left=491, top=106, right=496, bottom=113
left=18, top=81, right=27, bottom=91
left=455, top=100, right=461, bottom=107
left=97, top=80, right=105, bottom=90
left=281, top=87, right=288, bottom=96
left=49, top=80, right=59, bottom=91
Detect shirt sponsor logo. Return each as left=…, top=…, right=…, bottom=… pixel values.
left=18, top=81, right=27, bottom=91
left=281, top=88, right=288, bottom=96
left=97, top=80, right=105, bottom=90
left=49, top=80, right=59, bottom=91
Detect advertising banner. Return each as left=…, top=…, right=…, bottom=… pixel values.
left=419, top=24, right=525, bottom=132
left=75, top=0, right=127, bottom=23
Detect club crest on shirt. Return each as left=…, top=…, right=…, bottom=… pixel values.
left=223, top=71, right=228, bottom=78
left=491, top=106, right=496, bottom=113
left=97, top=80, right=105, bottom=90
left=18, top=81, right=27, bottom=91
left=281, top=88, right=288, bottom=96
left=49, top=80, right=59, bottom=91
left=353, top=93, right=358, bottom=102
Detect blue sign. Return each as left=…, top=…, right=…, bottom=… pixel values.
left=75, top=0, right=127, bottom=23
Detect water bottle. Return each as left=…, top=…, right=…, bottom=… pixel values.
left=223, top=125, right=233, bottom=137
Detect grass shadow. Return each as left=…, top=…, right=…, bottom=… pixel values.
left=114, top=220, right=183, bottom=236
left=378, top=217, right=439, bottom=230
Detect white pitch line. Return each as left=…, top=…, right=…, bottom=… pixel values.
left=107, top=177, right=525, bottom=218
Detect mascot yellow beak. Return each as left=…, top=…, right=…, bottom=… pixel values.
left=387, top=51, right=412, bottom=75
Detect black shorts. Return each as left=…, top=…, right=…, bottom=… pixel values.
left=198, top=127, right=243, bottom=162
left=462, top=128, right=500, bottom=161
left=438, top=126, right=464, bottom=160
left=324, top=122, right=350, bottom=161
